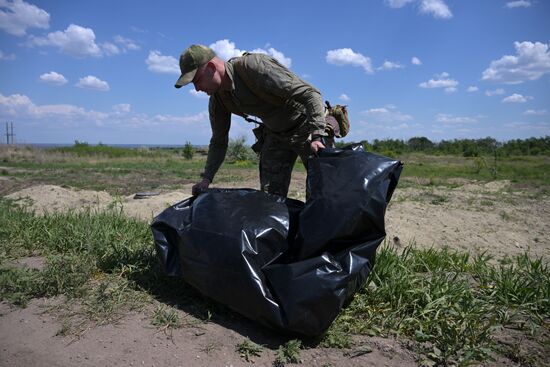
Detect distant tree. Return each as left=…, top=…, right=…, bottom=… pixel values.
left=407, top=136, right=434, bottom=152
left=183, top=141, right=194, bottom=160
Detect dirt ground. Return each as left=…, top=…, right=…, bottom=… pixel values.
left=1, top=174, right=549, bottom=366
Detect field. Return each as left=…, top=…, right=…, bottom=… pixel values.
left=1, top=144, right=549, bottom=367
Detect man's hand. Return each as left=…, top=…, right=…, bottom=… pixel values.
left=192, top=178, right=211, bottom=196
left=310, top=140, right=325, bottom=154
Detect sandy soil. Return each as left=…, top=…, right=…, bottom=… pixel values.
left=2, top=178, right=549, bottom=366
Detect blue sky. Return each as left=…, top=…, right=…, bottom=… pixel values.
left=0, top=0, right=549, bottom=145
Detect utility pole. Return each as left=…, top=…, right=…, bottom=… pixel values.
left=5, top=122, right=15, bottom=144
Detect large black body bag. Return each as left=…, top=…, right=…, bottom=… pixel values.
left=151, top=145, right=402, bottom=336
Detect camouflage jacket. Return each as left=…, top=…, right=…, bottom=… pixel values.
left=202, top=53, right=326, bottom=182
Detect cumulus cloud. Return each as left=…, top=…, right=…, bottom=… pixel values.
left=39, top=71, right=67, bottom=86
left=339, top=94, right=350, bottom=102
left=436, top=113, right=478, bottom=124
left=377, top=60, right=404, bottom=71
left=145, top=50, right=179, bottom=74
left=505, top=1, right=531, bottom=8
left=482, top=41, right=550, bottom=84
left=362, top=105, right=413, bottom=123
left=384, top=0, right=452, bottom=19
left=209, top=39, right=292, bottom=68
left=467, top=86, right=478, bottom=92
left=411, top=56, right=422, bottom=65
left=28, top=24, right=102, bottom=58
left=419, top=72, right=458, bottom=92
left=326, top=48, right=373, bottom=74
left=75, top=75, right=109, bottom=91
left=0, top=92, right=107, bottom=122
left=485, top=88, right=505, bottom=96
left=523, top=109, right=547, bottom=115
left=0, top=0, right=49, bottom=36
left=502, top=93, right=533, bottom=103
left=101, top=42, right=119, bottom=56
left=0, top=92, right=209, bottom=128
left=0, top=49, right=15, bottom=60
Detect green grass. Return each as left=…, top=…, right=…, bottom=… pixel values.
left=400, top=153, right=550, bottom=185
left=1, top=197, right=549, bottom=366
left=328, top=245, right=550, bottom=366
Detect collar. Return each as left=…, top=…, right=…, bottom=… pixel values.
left=221, top=60, right=236, bottom=92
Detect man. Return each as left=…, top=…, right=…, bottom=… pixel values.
left=174, top=44, right=326, bottom=197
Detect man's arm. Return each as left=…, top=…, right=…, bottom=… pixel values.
left=193, top=97, right=231, bottom=195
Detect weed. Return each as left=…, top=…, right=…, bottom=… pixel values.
left=275, top=339, right=302, bottom=366
left=151, top=304, right=182, bottom=329
left=500, top=211, right=511, bottom=221
left=236, top=338, right=263, bottom=362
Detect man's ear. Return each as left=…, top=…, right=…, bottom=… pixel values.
left=205, top=61, right=216, bottom=72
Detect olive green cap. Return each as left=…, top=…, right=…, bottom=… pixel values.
left=174, top=44, right=216, bottom=88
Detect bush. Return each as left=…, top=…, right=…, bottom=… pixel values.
left=182, top=141, right=194, bottom=160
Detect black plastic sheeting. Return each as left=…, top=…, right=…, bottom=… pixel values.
left=151, top=145, right=403, bottom=336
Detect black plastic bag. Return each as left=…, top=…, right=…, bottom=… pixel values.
left=151, top=145, right=402, bottom=336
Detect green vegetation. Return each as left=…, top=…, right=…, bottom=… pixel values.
left=1, top=196, right=549, bottom=365
left=236, top=339, right=264, bottom=362
left=275, top=339, right=302, bottom=366
left=328, top=245, right=550, bottom=366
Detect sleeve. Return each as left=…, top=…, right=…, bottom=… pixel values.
left=244, top=55, right=326, bottom=137
left=201, top=96, right=231, bottom=182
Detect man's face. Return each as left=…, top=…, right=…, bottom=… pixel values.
left=192, top=62, right=221, bottom=96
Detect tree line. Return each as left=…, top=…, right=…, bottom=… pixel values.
left=336, top=136, right=550, bottom=156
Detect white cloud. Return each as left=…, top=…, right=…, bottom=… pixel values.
left=0, top=49, right=15, bottom=60
left=209, top=39, right=244, bottom=60
left=101, top=42, right=119, bottom=56
left=75, top=75, right=110, bottom=91
left=378, top=60, right=404, bottom=71
left=145, top=50, right=179, bottom=74
left=482, top=41, right=550, bottom=84
left=326, top=48, right=373, bottom=74
left=467, top=86, right=478, bottom=92
left=0, top=92, right=107, bottom=122
left=39, top=71, right=67, bottom=86
left=384, top=0, right=452, bottom=19
left=419, top=72, right=458, bottom=91
left=385, top=0, right=415, bottom=7
left=209, top=39, right=292, bottom=68
left=501, top=93, right=533, bottom=103
left=339, top=94, right=350, bottom=102
left=419, top=0, right=452, bottom=19
left=362, top=105, right=413, bottom=123
left=0, top=0, right=49, bottom=36
left=0, top=92, right=209, bottom=129
left=189, top=89, right=208, bottom=99
left=112, top=103, right=131, bottom=114
left=114, top=35, right=140, bottom=51
left=505, top=1, right=531, bottom=8
left=523, top=109, right=547, bottom=116
left=436, top=113, right=478, bottom=124
left=485, top=88, right=505, bottom=96
left=411, top=56, right=422, bottom=65
left=28, top=24, right=102, bottom=58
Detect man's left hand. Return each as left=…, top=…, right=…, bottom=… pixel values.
left=310, top=140, right=325, bottom=154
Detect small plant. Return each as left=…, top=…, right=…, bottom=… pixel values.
left=236, top=338, right=263, bottom=362
left=182, top=141, right=194, bottom=160
left=275, top=339, right=302, bottom=366
left=151, top=304, right=182, bottom=329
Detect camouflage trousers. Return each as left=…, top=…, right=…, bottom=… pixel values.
left=258, top=121, right=312, bottom=197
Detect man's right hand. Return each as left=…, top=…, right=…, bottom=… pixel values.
left=192, top=178, right=211, bottom=196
